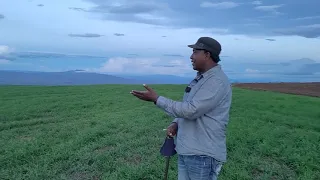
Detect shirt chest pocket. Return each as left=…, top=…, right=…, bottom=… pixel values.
left=184, top=82, right=204, bottom=101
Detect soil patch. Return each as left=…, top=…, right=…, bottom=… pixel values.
left=233, top=82, right=320, bottom=97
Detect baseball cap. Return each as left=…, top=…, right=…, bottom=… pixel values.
left=188, top=37, right=222, bottom=61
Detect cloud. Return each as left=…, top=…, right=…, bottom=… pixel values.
left=245, top=68, right=260, bottom=73
left=88, top=0, right=167, bottom=14
left=0, top=59, right=11, bottom=64
left=0, top=45, right=16, bottom=61
left=200, top=1, right=240, bottom=9
left=85, top=57, right=191, bottom=75
left=0, top=55, right=15, bottom=61
left=37, top=4, right=44, bottom=7
left=133, top=13, right=171, bottom=25
left=14, top=52, right=106, bottom=59
left=298, top=63, right=320, bottom=75
left=274, top=24, right=320, bottom=38
left=0, top=45, right=14, bottom=55
left=294, top=16, right=320, bottom=21
left=254, top=4, right=284, bottom=15
left=265, top=38, right=276, bottom=41
left=0, top=46, right=15, bottom=64
left=67, top=0, right=271, bottom=37
left=69, top=7, right=88, bottom=12
left=124, top=54, right=140, bottom=58
left=243, top=23, right=261, bottom=27
left=289, top=58, right=316, bottom=64
left=84, top=0, right=173, bottom=25
left=163, top=54, right=184, bottom=57
left=114, top=33, right=125, bottom=36
left=68, top=33, right=104, bottom=38
left=0, top=14, right=4, bottom=19
left=205, top=28, right=230, bottom=34
left=252, top=1, right=262, bottom=5
left=240, top=58, right=320, bottom=76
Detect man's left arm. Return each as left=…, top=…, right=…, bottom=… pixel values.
left=155, top=79, right=228, bottom=120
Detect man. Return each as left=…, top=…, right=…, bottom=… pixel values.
left=131, top=37, right=232, bottom=180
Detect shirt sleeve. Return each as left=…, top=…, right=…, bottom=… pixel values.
left=156, top=78, right=228, bottom=120
left=172, top=118, right=181, bottom=124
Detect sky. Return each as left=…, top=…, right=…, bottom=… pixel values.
left=0, top=0, right=320, bottom=80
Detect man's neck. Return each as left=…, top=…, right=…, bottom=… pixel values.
left=199, top=63, right=218, bottom=74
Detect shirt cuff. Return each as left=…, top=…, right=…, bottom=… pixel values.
left=155, top=96, right=168, bottom=110
left=172, top=119, right=179, bottom=123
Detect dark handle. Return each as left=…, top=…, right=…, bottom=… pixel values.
left=164, top=156, right=170, bottom=180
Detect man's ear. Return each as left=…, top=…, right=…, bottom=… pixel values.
left=205, top=51, right=211, bottom=59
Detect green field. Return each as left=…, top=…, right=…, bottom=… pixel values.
left=1, top=84, right=319, bottom=180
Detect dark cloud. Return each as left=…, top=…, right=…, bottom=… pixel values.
left=236, top=58, right=320, bottom=76
left=293, top=16, right=320, bottom=21
left=87, top=0, right=167, bottom=14
left=37, top=4, right=44, bottom=7
left=288, top=58, right=316, bottom=64
left=16, top=53, right=67, bottom=59
left=163, top=54, right=184, bottom=57
left=127, top=54, right=139, bottom=56
left=114, top=33, right=125, bottom=36
left=0, top=55, right=15, bottom=61
left=68, top=33, right=104, bottom=38
left=66, top=69, right=86, bottom=73
left=77, top=0, right=320, bottom=38
left=162, top=35, right=167, bottom=37
left=298, top=63, right=320, bottom=74
left=265, top=38, right=276, bottom=41
left=153, top=65, right=179, bottom=68
left=11, top=52, right=106, bottom=59
left=280, top=62, right=291, bottom=66
left=69, top=7, right=88, bottom=12
left=273, top=24, right=320, bottom=38
left=82, top=0, right=173, bottom=25
left=0, top=14, right=4, bottom=19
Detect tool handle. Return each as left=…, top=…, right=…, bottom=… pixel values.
left=164, top=156, right=170, bottom=180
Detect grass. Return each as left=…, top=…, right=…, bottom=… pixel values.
left=0, top=84, right=319, bottom=180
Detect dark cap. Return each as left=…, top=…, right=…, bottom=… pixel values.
left=188, top=37, right=222, bottom=57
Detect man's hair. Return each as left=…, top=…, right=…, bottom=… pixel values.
left=203, top=49, right=220, bottom=63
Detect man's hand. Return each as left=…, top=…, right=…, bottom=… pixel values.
left=166, top=122, right=178, bottom=137
left=131, top=84, right=159, bottom=103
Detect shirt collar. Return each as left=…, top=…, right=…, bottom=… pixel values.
left=196, top=64, right=221, bottom=79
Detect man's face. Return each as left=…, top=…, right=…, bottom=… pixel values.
left=190, top=49, right=208, bottom=71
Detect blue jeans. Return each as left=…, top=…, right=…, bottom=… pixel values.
left=178, top=154, right=223, bottom=180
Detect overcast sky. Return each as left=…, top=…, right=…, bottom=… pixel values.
left=0, top=0, right=320, bottom=77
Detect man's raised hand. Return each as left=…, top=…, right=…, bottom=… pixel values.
left=131, top=84, right=159, bottom=103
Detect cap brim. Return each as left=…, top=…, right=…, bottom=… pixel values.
left=188, top=44, right=200, bottom=49
left=188, top=44, right=203, bottom=49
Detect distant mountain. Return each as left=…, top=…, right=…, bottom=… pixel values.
left=118, top=74, right=192, bottom=84
left=3, top=70, right=315, bottom=86
left=0, top=70, right=140, bottom=86
left=0, top=70, right=268, bottom=86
